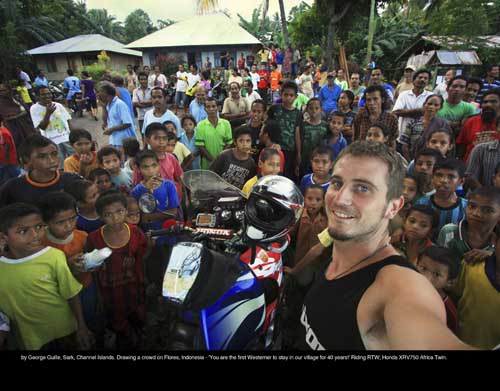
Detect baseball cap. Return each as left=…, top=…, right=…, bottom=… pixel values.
left=405, top=65, right=417, bottom=72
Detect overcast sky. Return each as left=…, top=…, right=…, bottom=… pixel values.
left=84, top=0, right=313, bottom=24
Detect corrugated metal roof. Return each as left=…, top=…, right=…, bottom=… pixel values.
left=28, top=34, right=142, bottom=57
left=126, top=13, right=262, bottom=49
left=423, top=35, right=500, bottom=49
left=436, top=51, right=482, bottom=65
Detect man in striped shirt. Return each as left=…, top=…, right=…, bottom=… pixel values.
left=477, top=64, right=500, bottom=103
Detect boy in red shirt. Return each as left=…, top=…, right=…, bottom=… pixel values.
left=257, top=63, right=270, bottom=104
left=0, top=120, right=20, bottom=185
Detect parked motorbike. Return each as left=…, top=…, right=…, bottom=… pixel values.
left=48, top=80, right=65, bottom=103
left=148, top=173, right=304, bottom=350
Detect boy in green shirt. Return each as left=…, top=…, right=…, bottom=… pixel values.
left=0, top=203, right=92, bottom=349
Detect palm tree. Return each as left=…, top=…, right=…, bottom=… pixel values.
left=0, top=0, right=65, bottom=45
left=86, top=9, right=125, bottom=42
left=261, top=0, right=290, bottom=46
left=196, top=0, right=219, bottom=14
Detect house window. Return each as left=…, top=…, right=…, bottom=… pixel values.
left=45, top=57, right=57, bottom=73
left=213, top=52, right=221, bottom=68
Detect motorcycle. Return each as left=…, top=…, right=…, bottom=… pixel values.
left=147, top=171, right=303, bottom=350
left=48, top=80, right=65, bottom=103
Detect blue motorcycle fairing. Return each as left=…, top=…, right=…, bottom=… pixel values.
left=200, top=267, right=266, bottom=350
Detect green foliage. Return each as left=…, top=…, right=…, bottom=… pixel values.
left=0, top=22, right=31, bottom=80
left=80, top=62, right=107, bottom=81
left=237, top=6, right=283, bottom=45
left=427, top=0, right=490, bottom=38
left=124, top=9, right=155, bottom=44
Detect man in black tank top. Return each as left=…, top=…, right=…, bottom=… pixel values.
left=298, top=141, right=471, bottom=350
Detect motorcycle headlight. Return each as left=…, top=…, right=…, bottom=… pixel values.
left=162, top=242, right=202, bottom=305
left=221, top=210, right=232, bottom=221
left=235, top=210, right=245, bottom=221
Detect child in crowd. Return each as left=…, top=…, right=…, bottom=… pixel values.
left=300, top=98, right=328, bottom=176
left=65, top=179, right=103, bottom=234
left=413, top=148, right=442, bottom=195
left=179, top=115, right=200, bottom=170
left=16, top=79, right=32, bottom=108
left=366, top=122, right=408, bottom=167
left=210, top=126, right=257, bottom=190
left=394, top=205, right=437, bottom=265
left=258, top=120, right=285, bottom=174
left=438, top=186, right=500, bottom=264
left=300, top=146, right=334, bottom=194
left=0, top=203, right=91, bottom=349
left=324, top=112, right=348, bottom=162
left=88, top=167, right=113, bottom=194
left=242, top=147, right=281, bottom=197
left=267, top=81, right=303, bottom=180
left=64, top=129, right=98, bottom=178
left=417, top=246, right=459, bottom=334
left=415, top=158, right=467, bottom=236
left=97, top=145, right=132, bottom=193
left=0, top=116, right=21, bottom=186
left=142, top=122, right=183, bottom=199
left=0, top=134, right=80, bottom=206
left=290, top=184, right=328, bottom=266
left=450, top=236, right=500, bottom=349
left=86, top=190, right=148, bottom=349
left=247, top=100, right=267, bottom=159
left=126, top=196, right=141, bottom=226
left=165, top=130, right=193, bottom=170
left=389, top=173, right=423, bottom=244
left=37, top=192, right=99, bottom=332
left=131, top=150, right=179, bottom=231
left=122, top=137, right=140, bottom=174
left=427, top=128, right=454, bottom=159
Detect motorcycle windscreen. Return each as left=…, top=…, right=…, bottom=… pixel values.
left=162, top=242, right=202, bottom=305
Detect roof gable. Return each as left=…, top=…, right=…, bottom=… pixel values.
left=126, top=13, right=262, bottom=49
left=28, top=34, right=142, bottom=57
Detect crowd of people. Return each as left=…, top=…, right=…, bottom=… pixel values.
left=0, top=53, right=499, bottom=351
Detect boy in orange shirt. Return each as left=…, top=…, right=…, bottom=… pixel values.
left=37, top=191, right=99, bottom=334
left=270, top=62, right=283, bottom=103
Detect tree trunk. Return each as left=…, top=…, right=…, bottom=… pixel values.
left=365, top=0, right=376, bottom=66
left=278, top=0, right=290, bottom=47
left=326, top=17, right=336, bottom=69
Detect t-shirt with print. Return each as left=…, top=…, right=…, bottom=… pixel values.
left=299, top=73, right=314, bottom=97
left=131, top=179, right=179, bottom=232
left=299, top=173, right=331, bottom=194
left=300, top=120, right=329, bottom=164
left=30, top=102, right=71, bottom=145
left=437, top=100, right=478, bottom=124
left=176, top=71, right=188, bottom=92
left=209, top=149, right=257, bottom=189
left=267, top=105, right=303, bottom=152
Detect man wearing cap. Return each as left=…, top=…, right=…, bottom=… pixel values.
left=318, top=72, right=342, bottom=115
left=394, top=65, right=416, bottom=101
left=392, top=69, right=433, bottom=148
